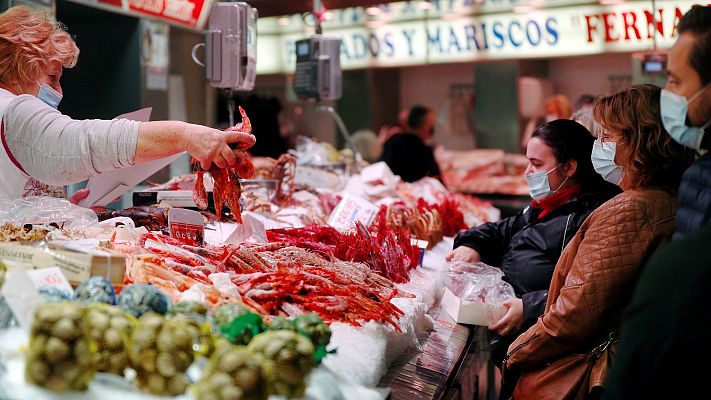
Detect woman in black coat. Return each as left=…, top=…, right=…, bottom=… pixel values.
left=447, top=119, right=620, bottom=366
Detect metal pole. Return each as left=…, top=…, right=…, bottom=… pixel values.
left=313, top=0, right=323, bottom=34
left=316, top=105, right=362, bottom=169
left=227, top=88, right=235, bottom=127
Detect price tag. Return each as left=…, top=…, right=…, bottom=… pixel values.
left=27, top=267, right=73, bottom=294
left=327, top=193, right=379, bottom=231
left=168, top=208, right=205, bottom=246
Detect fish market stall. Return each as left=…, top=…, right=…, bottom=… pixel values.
left=0, top=147, right=501, bottom=399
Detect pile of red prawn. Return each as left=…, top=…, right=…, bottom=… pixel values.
left=131, top=232, right=406, bottom=329
left=416, top=196, right=467, bottom=237
left=266, top=216, right=420, bottom=284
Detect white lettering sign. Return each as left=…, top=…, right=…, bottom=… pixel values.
left=256, top=0, right=699, bottom=74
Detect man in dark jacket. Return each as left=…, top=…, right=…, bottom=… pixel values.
left=661, top=5, right=711, bottom=239
left=379, top=105, right=441, bottom=182
left=603, top=6, right=711, bottom=399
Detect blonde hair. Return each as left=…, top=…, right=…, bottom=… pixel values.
left=593, top=84, right=695, bottom=192
left=545, top=94, right=572, bottom=119
left=0, top=6, right=79, bottom=86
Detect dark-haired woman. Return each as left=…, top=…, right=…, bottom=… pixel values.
left=447, top=119, right=620, bottom=370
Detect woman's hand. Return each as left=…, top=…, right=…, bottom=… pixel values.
left=184, top=124, right=256, bottom=170
left=135, top=121, right=256, bottom=170
left=445, top=246, right=482, bottom=263
left=489, top=298, right=524, bottom=337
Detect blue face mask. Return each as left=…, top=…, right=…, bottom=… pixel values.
left=525, top=165, right=568, bottom=201
left=591, top=140, right=623, bottom=186
left=37, top=82, right=62, bottom=109
left=660, top=87, right=710, bottom=150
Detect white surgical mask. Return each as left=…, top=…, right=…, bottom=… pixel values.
left=591, top=140, right=623, bottom=185
left=525, top=165, right=568, bottom=201
left=660, top=87, right=710, bottom=150
left=37, top=82, right=62, bottom=109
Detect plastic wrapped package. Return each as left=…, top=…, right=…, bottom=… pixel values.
left=38, top=287, right=73, bottom=302
left=128, top=312, right=196, bottom=396
left=0, top=261, right=6, bottom=287
left=193, top=339, right=268, bottom=400
left=293, top=136, right=340, bottom=167
left=444, top=261, right=515, bottom=304
left=0, top=196, right=99, bottom=233
left=24, top=302, right=96, bottom=392
left=117, top=284, right=170, bottom=318
left=74, top=276, right=117, bottom=305
left=247, top=330, right=315, bottom=398
left=167, top=302, right=215, bottom=357
left=85, top=304, right=136, bottom=375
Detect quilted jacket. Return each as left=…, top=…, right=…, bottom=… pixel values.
left=504, top=188, right=677, bottom=394
left=673, top=153, right=711, bottom=240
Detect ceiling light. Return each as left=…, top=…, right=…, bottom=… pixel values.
left=512, top=5, right=537, bottom=13
left=366, top=6, right=382, bottom=16
left=419, top=1, right=433, bottom=11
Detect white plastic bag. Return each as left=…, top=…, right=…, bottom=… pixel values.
left=0, top=196, right=98, bottom=232
left=445, top=261, right=516, bottom=305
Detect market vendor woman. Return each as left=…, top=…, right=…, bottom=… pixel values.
left=0, top=6, right=255, bottom=201
left=446, top=119, right=620, bottom=371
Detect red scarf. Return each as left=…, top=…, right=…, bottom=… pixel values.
left=531, top=183, right=582, bottom=219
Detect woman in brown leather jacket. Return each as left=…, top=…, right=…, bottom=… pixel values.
left=502, top=84, right=696, bottom=400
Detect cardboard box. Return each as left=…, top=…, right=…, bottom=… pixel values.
left=0, top=243, right=126, bottom=286
left=441, top=286, right=506, bottom=326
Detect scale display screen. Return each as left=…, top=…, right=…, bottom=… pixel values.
left=297, top=41, right=310, bottom=57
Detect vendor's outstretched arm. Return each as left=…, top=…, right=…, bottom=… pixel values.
left=134, top=121, right=255, bottom=170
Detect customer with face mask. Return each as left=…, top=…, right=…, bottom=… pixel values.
left=658, top=6, right=711, bottom=239
left=0, top=6, right=255, bottom=201
left=502, top=84, right=695, bottom=400
left=447, top=120, right=620, bottom=377
left=602, top=7, right=711, bottom=400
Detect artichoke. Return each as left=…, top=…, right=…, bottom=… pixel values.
left=247, top=330, right=315, bottom=398
left=74, top=276, right=116, bottom=305
left=294, top=313, right=332, bottom=363
left=212, top=303, right=252, bottom=328
left=268, top=316, right=295, bottom=331
left=194, top=339, right=268, bottom=400
left=219, top=313, right=266, bottom=346
left=118, top=284, right=169, bottom=317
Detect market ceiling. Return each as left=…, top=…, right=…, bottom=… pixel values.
left=245, top=0, right=398, bottom=17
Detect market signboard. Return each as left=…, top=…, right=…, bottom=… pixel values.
left=127, top=0, right=206, bottom=28
left=71, top=0, right=212, bottom=29
left=256, top=0, right=703, bottom=74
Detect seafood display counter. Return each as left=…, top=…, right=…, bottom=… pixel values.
left=0, top=148, right=502, bottom=399
left=380, top=305, right=480, bottom=400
